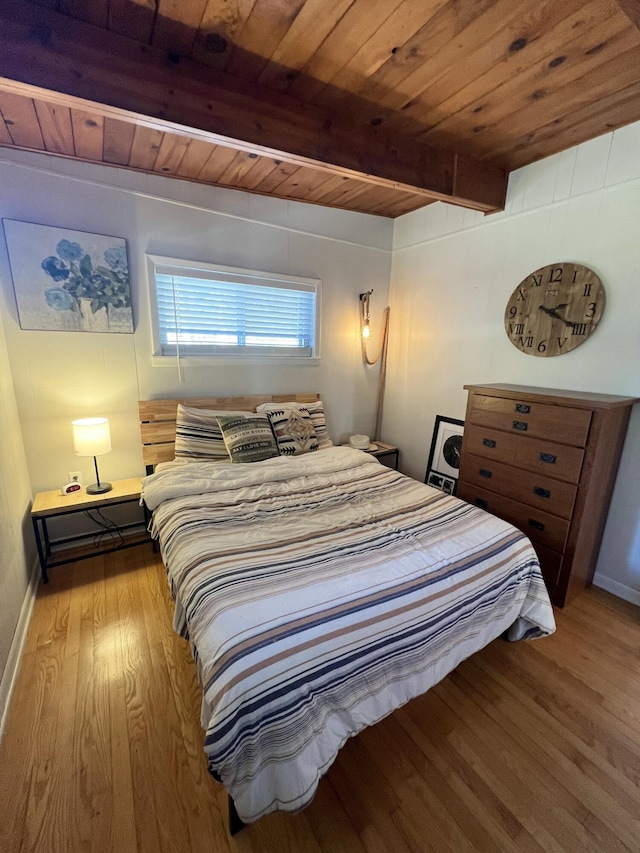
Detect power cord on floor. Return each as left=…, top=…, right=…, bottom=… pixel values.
left=83, top=507, right=125, bottom=550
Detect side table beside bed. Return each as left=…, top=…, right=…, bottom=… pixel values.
left=341, top=440, right=399, bottom=469
left=31, top=477, right=148, bottom=583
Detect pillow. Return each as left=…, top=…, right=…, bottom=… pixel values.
left=256, top=400, right=333, bottom=449
left=267, top=407, right=318, bottom=456
left=174, top=404, right=248, bottom=461
left=216, top=414, right=279, bottom=463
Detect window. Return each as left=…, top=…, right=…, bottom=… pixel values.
left=147, top=255, right=320, bottom=359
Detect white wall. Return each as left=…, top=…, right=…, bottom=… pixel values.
left=383, top=122, right=640, bottom=604
left=0, top=300, right=35, bottom=728
left=0, top=150, right=392, bottom=508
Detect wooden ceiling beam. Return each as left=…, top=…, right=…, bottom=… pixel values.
left=613, top=0, right=640, bottom=29
left=0, top=0, right=507, bottom=212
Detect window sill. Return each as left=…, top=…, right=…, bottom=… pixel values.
left=151, top=355, right=321, bottom=368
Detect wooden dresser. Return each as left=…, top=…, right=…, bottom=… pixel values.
left=457, top=384, right=638, bottom=607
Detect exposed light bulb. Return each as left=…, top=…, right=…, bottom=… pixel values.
left=360, top=289, right=373, bottom=341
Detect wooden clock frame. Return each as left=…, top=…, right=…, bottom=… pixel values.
left=504, top=262, right=605, bottom=357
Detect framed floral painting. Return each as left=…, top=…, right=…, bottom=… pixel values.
left=2, top=220, right=133, bottom=333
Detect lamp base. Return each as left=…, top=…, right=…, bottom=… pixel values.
left=86, top=482, right=112, bottom=495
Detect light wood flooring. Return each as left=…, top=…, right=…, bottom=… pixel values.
left=1, top=546, right=639, bottom=853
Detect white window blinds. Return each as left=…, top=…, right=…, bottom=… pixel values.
left=149, top=259, right=319, bottom=358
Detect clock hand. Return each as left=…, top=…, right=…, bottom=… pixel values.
left=539, top=305, right=558, bottom=317
left=550, top=312, right=576, bottom=328
left=538, top=305, right=576, bottom=328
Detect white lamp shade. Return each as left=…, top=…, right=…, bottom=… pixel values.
left=72, top=418, right=111, bottom=456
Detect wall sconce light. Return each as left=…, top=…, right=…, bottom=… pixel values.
left=72, top=417, right=112, bottom=495
left=360, top=289, right=373, bottom=340
left=358, top=289, right=391, bottom=442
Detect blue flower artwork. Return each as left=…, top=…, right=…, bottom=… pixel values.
left=2, top=220, right=133, bottom=333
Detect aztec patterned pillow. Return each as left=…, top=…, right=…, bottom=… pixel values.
left=174, top=405, right=248, bottom=461
left=216, top=414, right=280, bottom=463
left=256, top=400, right=333, bottom=449
left=267, top=407, right=318, bottom=455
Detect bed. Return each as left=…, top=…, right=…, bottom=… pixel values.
left=139, top=394, right=556, bottom=829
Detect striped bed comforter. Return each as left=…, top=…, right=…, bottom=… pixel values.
left=143, top=446, right=555, bottom=823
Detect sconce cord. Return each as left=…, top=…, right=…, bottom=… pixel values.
left=360, top=303, right=390, bottom=441
left=360, top=299, right=389, bottom=366
left=170, top=274, right=183, bottom=383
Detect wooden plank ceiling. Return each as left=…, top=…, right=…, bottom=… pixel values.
left=0, top=0, right=639, bottom=218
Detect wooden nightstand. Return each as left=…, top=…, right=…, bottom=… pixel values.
left=343, top=441, right=399, bottom=470
left=31, top=477, right=148, bottom=583
left=368, top=441, right=399, bottom=469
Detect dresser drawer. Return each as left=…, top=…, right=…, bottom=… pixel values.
left=457, top=482, right=570, bottom=553
left=461, top=453, right=577, bottom=519
left=463, top=424, right=584, bottom=483
left=462, top=424, right=519, bottom=465
left=513, top=437, right=584, bottom=484
left=468, top=394, right=592, bottom=447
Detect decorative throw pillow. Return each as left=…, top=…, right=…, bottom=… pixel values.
left=267, top=408, right=318, bottom=455
left=256, top=401, right=333, bottom=449
left=174, top=405, right=248, bottom=461
left=216, top=414, right=279, bottom=463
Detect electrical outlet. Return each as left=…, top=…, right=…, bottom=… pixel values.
left=69, top=471, right=82, bottom=484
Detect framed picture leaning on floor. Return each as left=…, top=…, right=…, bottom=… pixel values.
left=425, top=415, right=464, bottom=495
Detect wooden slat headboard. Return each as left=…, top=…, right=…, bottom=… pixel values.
left=139, top=393, right=320, bottom=469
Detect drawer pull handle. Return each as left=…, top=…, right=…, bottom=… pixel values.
left=540, top=452, right=557, bottom=464
left=512, top=421, right=528, bottom=431
left=479, top=468, right=492, bottom=478
left=528, top=519, right=545, bottom=532
left=515, top=403, right=531, bottom=414
left=534, top=486, right=551, bottom=499
left=482, top=438, right=496, bottom=448
left=475, top=498, right=488, bottom=509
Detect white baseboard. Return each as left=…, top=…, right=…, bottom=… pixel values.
left=592, top=574, right=640, bottom=608
left=0, top=558, right=40, bottom=741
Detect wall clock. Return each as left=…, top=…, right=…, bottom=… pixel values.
left=504, top=262, right=605, bottom=357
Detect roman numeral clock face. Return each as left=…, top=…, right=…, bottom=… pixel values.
left=504, top=262, right=605, bottom=357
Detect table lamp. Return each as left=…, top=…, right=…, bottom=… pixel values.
left=72, top=417, right=112, bottom=494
